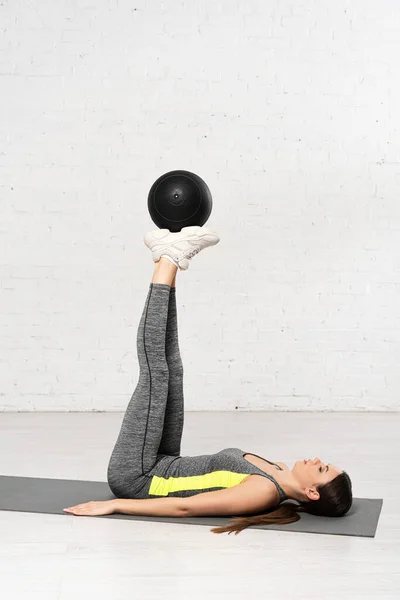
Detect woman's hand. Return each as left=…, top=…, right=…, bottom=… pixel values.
left=63, top=500, right=116, bottom=516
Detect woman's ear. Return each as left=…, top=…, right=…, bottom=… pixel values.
left=305, top=487, right=320, bottom=502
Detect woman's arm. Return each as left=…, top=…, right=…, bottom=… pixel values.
left=64, top=479, right=275, bottom=519
left=113, top=497, right=187, bottom=517
left=63, top=497, right=187, bottom=517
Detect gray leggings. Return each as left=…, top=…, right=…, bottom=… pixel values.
left=107, top=283, right=184, bottom=498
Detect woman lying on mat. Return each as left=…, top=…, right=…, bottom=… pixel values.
left=63, top=227, right=352, bottom=535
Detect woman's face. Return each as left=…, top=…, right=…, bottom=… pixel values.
left=293, top=457, right=342, bottom=496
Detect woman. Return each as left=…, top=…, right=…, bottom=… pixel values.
left=64, top=226, right=353, bottom=535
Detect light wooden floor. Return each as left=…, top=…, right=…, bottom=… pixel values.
left=0, top=411, right=399, bottom=600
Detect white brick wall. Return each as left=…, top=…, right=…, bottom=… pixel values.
left=1, top=0, right=400, bottom=411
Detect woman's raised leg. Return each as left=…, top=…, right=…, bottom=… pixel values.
left=107, top=259, right=178, bottom=494
left=157, top=280, right=184, bottom=457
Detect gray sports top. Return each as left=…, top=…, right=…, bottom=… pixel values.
left=140, top=446, right=289, bottom=502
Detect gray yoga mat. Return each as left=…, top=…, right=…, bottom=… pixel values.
left=0, top=475, right=382, bottom=537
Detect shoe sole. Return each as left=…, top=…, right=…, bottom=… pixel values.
left=145, top=226, right=219, bottom=249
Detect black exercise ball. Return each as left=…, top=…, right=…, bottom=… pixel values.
left=147, top=170, right=212, bottom=232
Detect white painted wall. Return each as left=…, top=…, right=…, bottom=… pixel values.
left=1, top=0, right=399, bottom=412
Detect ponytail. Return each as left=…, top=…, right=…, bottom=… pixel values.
left=210, top=502, right=304, bottom=535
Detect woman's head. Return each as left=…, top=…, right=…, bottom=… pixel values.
left=210, top=462, right=353, bottom=535
left=296, top=464, right=353, bottom=518
left=291, top=457, right=343, bottom=502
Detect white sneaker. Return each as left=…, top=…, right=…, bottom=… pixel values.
left=144, top=226, right=220, bottom=271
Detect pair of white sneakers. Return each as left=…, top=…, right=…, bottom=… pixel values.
left=144, top=226, right=220, bottom=271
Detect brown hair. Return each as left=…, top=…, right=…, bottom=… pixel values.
left=210, top=471, right=353, bottom=535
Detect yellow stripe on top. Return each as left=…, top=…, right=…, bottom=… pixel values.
left=149, top=470, right=250, bottom=497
